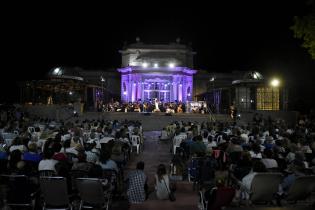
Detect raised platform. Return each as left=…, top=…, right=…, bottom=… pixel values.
left=23, top=105, right=298, bottom=131
left=78, top=112, right=231, bottom=131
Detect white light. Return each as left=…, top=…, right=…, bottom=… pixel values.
left=53, top=67, right=62, bottom=75
left=179, top=84, right=182, bottom=86
left=154, top=63, right=158, bottom=68
left=168, top=63, right=175, bottom=68
left=130, top=62, right=137, bottom=66
left=142, top=62, right=148, bottom=68
left=133, top=83, right=136, bottom=86
left=188, top=93, right=191, bottom=96
left=271, top=79, right=280, bottom=87
left=210, top=77, right=215, bottom=82
left=253, top=74, right=258, bottom=79
left=69, top=91, right=73, bottom=95
left=250, top=100, right=254, bottom=103
left=123, top=91, right=127, bottom=95
left=241, top=98, right=244, bottom=102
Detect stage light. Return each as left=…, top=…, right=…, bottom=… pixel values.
left=69, top=91, right=73, bottom=95
left=123, top=91, right=127, bottom=95
left=168, top=63, right=175, bottom=68
left=142, top=62, right=148, bottom=68
left=154, top=63, right=158, bottom=68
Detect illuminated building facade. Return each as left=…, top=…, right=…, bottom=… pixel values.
left=117, top=40, right=197, bottom=103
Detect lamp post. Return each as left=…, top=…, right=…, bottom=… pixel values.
left=100, top=76, right=105, bottom=102
left=209, top=76, right=215, bottom=113
left=270, top=78, right=280, bottom=110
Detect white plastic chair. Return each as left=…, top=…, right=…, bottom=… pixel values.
left=28, top=127, right=35, bottom=134
left=173, top=135, right=184, bottom=155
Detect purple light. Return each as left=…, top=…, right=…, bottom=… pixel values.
left=118, top=66, right=196, bottom=102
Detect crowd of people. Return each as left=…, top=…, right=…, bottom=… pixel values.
left=1, top=104, right=315, bottom=208
left=161, top=109, right=315, bottom=207
left=96, top=100, right=188, bottom=113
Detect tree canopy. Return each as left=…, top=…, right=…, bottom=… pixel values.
left=291, top=1, right=315, bottom=59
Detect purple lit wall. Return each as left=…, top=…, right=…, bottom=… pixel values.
left=118, top=66, right=196, bottom=103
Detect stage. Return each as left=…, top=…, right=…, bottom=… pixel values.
left=76, top=112, right=231, bottom=131
left=23, top=105, right=298, bottom=131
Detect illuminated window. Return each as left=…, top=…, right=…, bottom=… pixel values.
left=256, top=87, right=279, bottom=110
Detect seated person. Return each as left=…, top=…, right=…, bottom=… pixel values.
left=154, top=164, right=170, bottom=200
left=160, top=128, right=169, bottom=140
left=126, top=161, right=148, bottom=204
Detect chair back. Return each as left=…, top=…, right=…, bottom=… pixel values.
left=70, top=169, right=89, bottom=191
left=39, top=170, right=56, bottom=177
left=131, top=135, right=140, bottom=146
left=250, top=173, right=282, bottom=203
left=40, top=176, right=70, bottom=208
left=1, top=175, right=34, bottom=206
left=286, top=175, right=315, bottom=202
left=76, top=178, right=106, bottom=207
left=28, top=127, right=35, bottom=134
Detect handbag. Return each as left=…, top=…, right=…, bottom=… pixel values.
left=163, top=177, right=176, bottom=202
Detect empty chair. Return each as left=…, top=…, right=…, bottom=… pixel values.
left=1, top=174, right=38, bottom=209
left=76, top=178, right=111, bottom=210
left=173, top=135, right=184, bottom=155
left=131, top=135, right=140, bottom=154
left=1, top=132, right=17, bottom=146
left=40, top=176, right=73, bottom=209
left=28, top=127, right=35, bottom=134
left=284, top=175, right=315, bottom=204
left=250, top=173, right=283, bottom=204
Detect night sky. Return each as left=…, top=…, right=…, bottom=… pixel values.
left=2, top=1, right=315, bottom=110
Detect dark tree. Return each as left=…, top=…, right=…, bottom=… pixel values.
left=291, top=0, right=315, bottom=59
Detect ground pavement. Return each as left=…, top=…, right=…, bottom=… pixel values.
left=113, top=131, right=199, bottom=210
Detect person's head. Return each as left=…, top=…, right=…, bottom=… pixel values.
left=28, top=142, right=37, bottom=153
left=263, top=149, right=274, bottom=159
left=136, top=161, right=144, bottom=170
left=252, top=160, right=267, bottom=172
left=157, top=164, right=167, bottom=180
left=9, top=149, right=22, bottom=169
